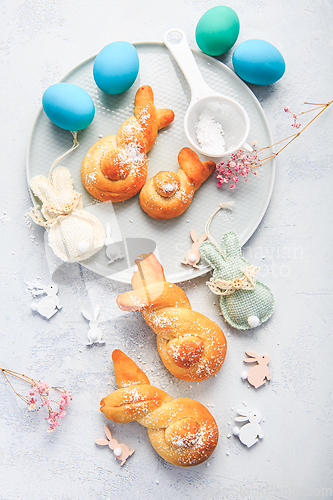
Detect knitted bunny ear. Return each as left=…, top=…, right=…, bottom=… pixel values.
left=220, top=231, right=243, bottom=261
left=51, top=167, right=74, bottom=194
left=199, top=240, right=226, bottom=270
left=49, top=167, right=84, bottom=209
left=30, top=175, right=56, bottom=205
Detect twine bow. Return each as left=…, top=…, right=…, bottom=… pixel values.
left=30, top=192, right=85, bottom=228
left=206, top=265, right=259, bottom=296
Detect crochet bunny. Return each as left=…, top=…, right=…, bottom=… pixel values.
left=30, top=166, right=105, bottom=263
left=199, top=231, right=274, bottom=330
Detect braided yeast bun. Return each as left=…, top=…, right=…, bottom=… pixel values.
left=100, top=349, right=219, bottom=466
left=81, top=85, right=175, bottom=202
left=116, top=253, right=227, bottom=381
left=139, top=147, right=215, bottom=219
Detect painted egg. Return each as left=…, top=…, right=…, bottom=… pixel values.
left=42, top=83, right=95, bottom=131
left=232, top=39, right=286, bottom=85
left=195, top=6, right=240, bottom=56
left=93, top=41, right=139, bottom=94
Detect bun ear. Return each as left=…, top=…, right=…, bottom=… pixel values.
left=199, top=241, right=225, bottom=271
left=220, top=231, right=242, bottom=260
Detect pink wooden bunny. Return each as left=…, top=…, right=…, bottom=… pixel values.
left=95, top=426, right=134, bottom=466
left=181, top=230, right=207, bottom=269
left=244, top=351, right=270, bottom=388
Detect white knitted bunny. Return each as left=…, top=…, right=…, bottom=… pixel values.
left=29, top=166, right=105, bottom=263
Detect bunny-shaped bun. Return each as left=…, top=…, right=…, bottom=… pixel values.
left=233, top=410, right=263, bottom=448
left=82, top=305, right=105, bottom=345
left=181, top=230, right=207, bottom=269
left=95, top=425, right=134, bottom=466
left=100, top=350, right=219, bottom=466
left=199, top=231, right=274, bottom=330
left=30, top=166, right=105, bottom=263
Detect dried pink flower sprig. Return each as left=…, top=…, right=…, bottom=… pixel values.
left=0, top=367, right=72, bottom=432
left=216, top=100, right=332, bottom=189
left=216, top=145, right=260, bottom=189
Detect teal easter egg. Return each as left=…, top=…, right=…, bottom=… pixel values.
left=195, top=6, right=240, bottom=56
left=232, top=39, right=285, bottom=85
left=93, top=41, right=139, bottom=94
left=42, top=83, right=95, bottom=131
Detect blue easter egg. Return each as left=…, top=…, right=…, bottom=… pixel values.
left=93, top=41, right=139, bottom=94
left=232, top=39, right=285, bottom=85
left=42, top=83, right=95, bottom=131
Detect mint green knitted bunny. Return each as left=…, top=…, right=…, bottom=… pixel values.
left=199, top=231, right=274, bottom=330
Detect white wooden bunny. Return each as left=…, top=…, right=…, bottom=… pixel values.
left=181, top=230, right=207, bottom=269
left=95, top=425, right=135, bottom=466
left=81, top=305, right=105, bottom=346
left=243, top=351, right=271, bottom=388
left=27, top=281, right=62, bottom=319
left=233, top=410, right=264, bottom=448
left=105, top=223, right=124, bottom=264
left=29, top=166, right=105, bottom=263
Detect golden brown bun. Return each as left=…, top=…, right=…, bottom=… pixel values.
left=116, top=253, right=227, bottom=381
left=100, top=349, right=219, bottom=466
left=139, top=147, right=215, bottom=219
left=81, top=86, right=175, bottom=202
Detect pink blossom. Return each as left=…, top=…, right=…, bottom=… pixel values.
left=230, top=184, right=236, bottom=189
left=284, top=106, right=290, bottom=112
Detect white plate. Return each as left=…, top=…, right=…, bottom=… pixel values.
left=27, top=42, right=275, bottom=283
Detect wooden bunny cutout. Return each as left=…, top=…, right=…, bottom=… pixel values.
left=233, top=410, right=264, bottom=448
left=81, top=305, right=105, bottom=345
left=244, top=351, right=270, bottom=388
left=29, top=166, right=105, bottom=263
left=181, top=230, right=207, bottom=268
left=28, top=281, right=62, bottom=319
left=200, top=230, right=274, bottom=330
left=95, top=425, right=134, bottom=466
left=105, top=223, right=124, bottom=264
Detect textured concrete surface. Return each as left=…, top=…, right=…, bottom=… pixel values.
left=0, top=1, right=332, bottom=499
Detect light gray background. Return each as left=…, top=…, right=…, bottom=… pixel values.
left=0, top=1, right=332, bottom=499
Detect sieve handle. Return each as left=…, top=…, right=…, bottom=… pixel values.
left=164, top=29, right=215, bottom=101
